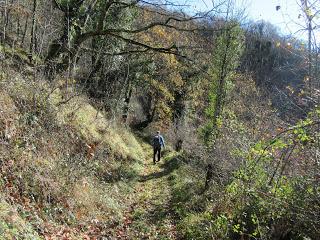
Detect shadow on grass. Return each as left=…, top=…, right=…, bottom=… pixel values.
left=100, top=158, right=145, bottom=184
left=132, top=130, right=152, bottom=145
left=142, top=157, right=207, bottom=228
left=138, top=156, right=180, bottom=182
left=101, top=166, right=139, bottom=183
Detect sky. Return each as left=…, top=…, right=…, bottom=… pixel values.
left=246, top=0, right=304, bottom=37
left=186, top=0, right=313, bottom=40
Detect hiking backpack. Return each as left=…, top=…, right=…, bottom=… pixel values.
left=153, top=135, right=162, bottom=148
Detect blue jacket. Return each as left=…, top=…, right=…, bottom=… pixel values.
left=153, top=134, right=165, bottom=148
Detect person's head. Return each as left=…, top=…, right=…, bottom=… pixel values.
left=156, top=130, right=160, bottom=135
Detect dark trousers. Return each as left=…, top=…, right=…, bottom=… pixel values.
left=153, top=147, right=161, bottom=163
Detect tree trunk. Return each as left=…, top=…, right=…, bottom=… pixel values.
left=122, top=83, right=133, bottom=123
left=29, top=0, right=37, bottom=62
left=21, top=16, right=28, bottom=45
left=203, top=163, right=213, bottom=192
left=2, top=0, right=8, bottom=44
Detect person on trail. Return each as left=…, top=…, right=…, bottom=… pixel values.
left=152, top=131, right=165, bottom=164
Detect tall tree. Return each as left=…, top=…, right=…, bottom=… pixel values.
left=44, top=0, right=214, bottom=77
left=202, top=22, right=244, bottom=144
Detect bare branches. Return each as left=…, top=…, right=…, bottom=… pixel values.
left=82, top=9, right=216, bottom=39
left=52, top=0, right=86, bottom=13
left=44, top=0, right=224, bottom=76
left=97, top=0, right=116, bottom=30
left=108, top=32, right=180, bottom=55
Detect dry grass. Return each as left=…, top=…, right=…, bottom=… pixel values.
left=0, top=91, right=20, bottom=141
left=0, top=65, right=146, bottom=238
left=0, top=195, right=41, bottom=239
left=50, top=88, right=145, bottom=161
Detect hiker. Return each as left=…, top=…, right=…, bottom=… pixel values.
left=152, top=131, right=165, bottom=164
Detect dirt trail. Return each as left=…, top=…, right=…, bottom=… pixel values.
left=112, top=141, right=179, bottom=240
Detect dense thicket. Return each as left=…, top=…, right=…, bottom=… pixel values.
left=0, top=0, right=319, bottom=239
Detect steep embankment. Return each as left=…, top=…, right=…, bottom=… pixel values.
left=0, top=64, right=146, bottom=238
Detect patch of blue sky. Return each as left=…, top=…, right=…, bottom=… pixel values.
left=174, top=0, right=319, bottom=41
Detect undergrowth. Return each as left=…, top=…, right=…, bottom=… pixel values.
left=0, top=62, right=146, bottom=239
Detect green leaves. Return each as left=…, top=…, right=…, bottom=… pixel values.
left=214, top=108, right=320, bottom=238
left=293, top=118, right=314, bottom=144
left=201, top=22, right=245, bottom=144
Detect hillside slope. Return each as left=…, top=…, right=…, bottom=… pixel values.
left=0, top=63, right=148, bottom=238
left=0, top=68, right=202, bottom=239
left=0, top=60, right=211, bottom=239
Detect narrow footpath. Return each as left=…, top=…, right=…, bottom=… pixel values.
left=112, top=139, right=180, bottom=240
